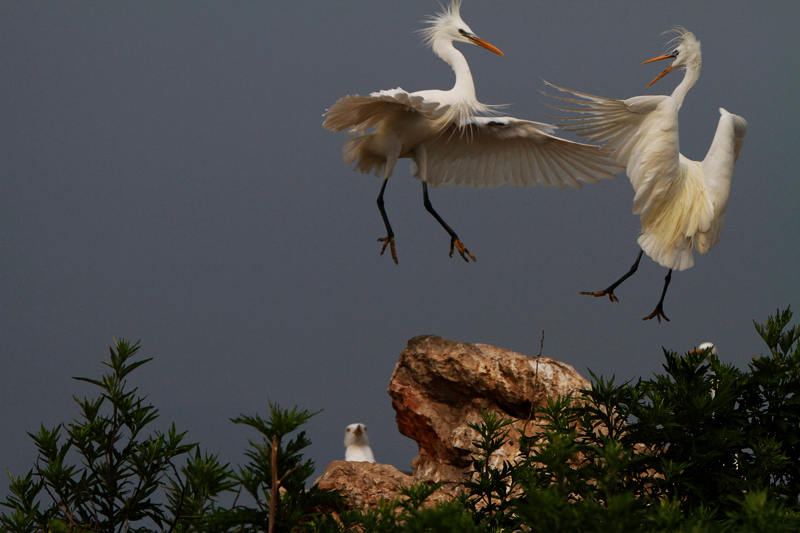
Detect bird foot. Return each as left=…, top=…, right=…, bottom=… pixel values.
left=642, top=304, right=670, bottom=323
left=580, top=290, right=619, bottom=303
left=378, top=236, right=398, bottom=265
left=450, top=238, right=476, bottom=262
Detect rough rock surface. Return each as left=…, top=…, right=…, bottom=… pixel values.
left=388, top=335, right=590, bottom=484
left=314, top=335, right=589, bottom=511
left=314, top=461, right=414, bottom=509
left=314, top=461, right=459, bottom=510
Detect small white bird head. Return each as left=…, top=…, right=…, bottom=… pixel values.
left=690, top=342, right=718, bottom=362
left=344, top=423, right=370, bottom=447
left=419, top=0, right=503, bottom=57
left=697, top=342, right=717, bottom=356
left=344, top=423, right=375, bottom=462
left=642, top=27, right=701, bottom=87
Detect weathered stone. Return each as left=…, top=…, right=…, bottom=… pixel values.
left=388, top=335, right=589, bottom=484
left=313, top=461, right=459, bottom=511
left=315, top=335, right=590, bottom=511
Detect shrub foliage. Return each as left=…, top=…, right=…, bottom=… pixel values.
left=2, top=308, right=799, bottom=532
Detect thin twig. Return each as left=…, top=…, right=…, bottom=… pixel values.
left=166, top=460, right=188, bottom=533
left=39, top=471, right=81, bottom=532
left=269, top=435, right=279, bottom=533
left=231, top=485, right=244, bottom=508
left=522, top=331, right=546, bottom=440
left=536, top=330, right=545, bottom=366
left=108, top=400, right=119, bottom=533
left=278, top=465, right=301, bottom=485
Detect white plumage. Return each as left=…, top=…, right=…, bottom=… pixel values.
left=695, top=342, right=718, bottom=358
left=324, top=0, right=621, bottom=264
left=547, top=28, right=747, bottom=322
left=344, top=423, right=375, bottom=463
left=692, top=342, right=718, bottom=399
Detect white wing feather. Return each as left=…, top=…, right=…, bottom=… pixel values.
left=693, top=109, right=748, bottom=254
left=414, top=116, right=622, bottom=189
left=545, top=83, right=681, bottom=218
left=323, top=87, right=449, bottom=133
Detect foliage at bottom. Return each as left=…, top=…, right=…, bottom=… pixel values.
left=2, top=307, right=799, bottom=532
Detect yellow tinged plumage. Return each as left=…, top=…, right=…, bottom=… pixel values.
left=638, top=159, right=711, bottom=270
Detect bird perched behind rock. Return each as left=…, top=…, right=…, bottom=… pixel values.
left=691, top=342, right=718, bottom=398
left=693, top=342, right=718, bottom=360
left=344, top=423, right=375, bottom=463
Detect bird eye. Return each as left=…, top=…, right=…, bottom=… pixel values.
left=672, top=49, right=679, bottom=56
left=458, top=29, right=467, bottom=36
left=346, top=428, right=350, bottom=432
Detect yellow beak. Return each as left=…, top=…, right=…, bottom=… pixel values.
left=468, top=36, right=504, bottom=56
left=642, top=53, right=677, bottom=87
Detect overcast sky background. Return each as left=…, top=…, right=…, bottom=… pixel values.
left=2, top=1, right=798, bottom=495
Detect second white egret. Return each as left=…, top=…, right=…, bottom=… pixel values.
left=547, top=29, right=747, bottom=322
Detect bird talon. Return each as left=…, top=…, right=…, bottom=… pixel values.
left=642, top=305, right=670, bottom=323
left=580, top=290, right=618, bottom=303
left=451, top=238, right=476, bottom=262
left=378, top=236, right=398, bottom=265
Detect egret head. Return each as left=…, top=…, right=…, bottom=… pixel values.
left=697, top=342, right=717, bottom=356
left=642, top=28, right=701, bottom=87
left=690, top=342, right=718, bottom=362
left=344, top=423, right=370, bottom=447
left=419, top=0, right=503, bottom=56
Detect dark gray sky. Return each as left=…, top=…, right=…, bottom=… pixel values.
left=2, top=1, right=798, bottom=492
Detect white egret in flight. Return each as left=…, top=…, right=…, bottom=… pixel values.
left=547, top=29, right=747, bottom=322
left=324, top=0, right=621, bottom=263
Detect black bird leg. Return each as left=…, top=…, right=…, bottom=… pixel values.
left=376, top=178, right=397, bottom=264
left=643, top=269, right=672, bottom=323
left=581, top=249, right=644, bottom=302
left=422, top=182, right=475, bottom=262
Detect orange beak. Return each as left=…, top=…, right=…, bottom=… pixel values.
left=469, top=36, right=504, bottom=56
left=642, top=53, right=676, bottom=87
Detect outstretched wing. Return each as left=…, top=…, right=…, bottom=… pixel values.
left=416, top=116, right=622, bottom=190
left=693, top=109, right=748, bottom=255
left=545, top=81, right=680, bottom=220
left=323, top=87, right=449, bottom=133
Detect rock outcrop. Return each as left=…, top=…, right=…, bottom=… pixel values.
left=313, top=461, right=459, bottom=509
left=315, top=335, right=589, bottom=511
left=388, top=335, right=589, bottom=485
left=314, top=461, right=414, bottom=509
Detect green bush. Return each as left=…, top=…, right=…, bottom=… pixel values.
left=3, top=308, right=800, bottom=532
left=514, top=306, right=800, bottom=531
left=0, top=340, right=338, bottom=533
left=0, top=339, right=225, bottom=533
